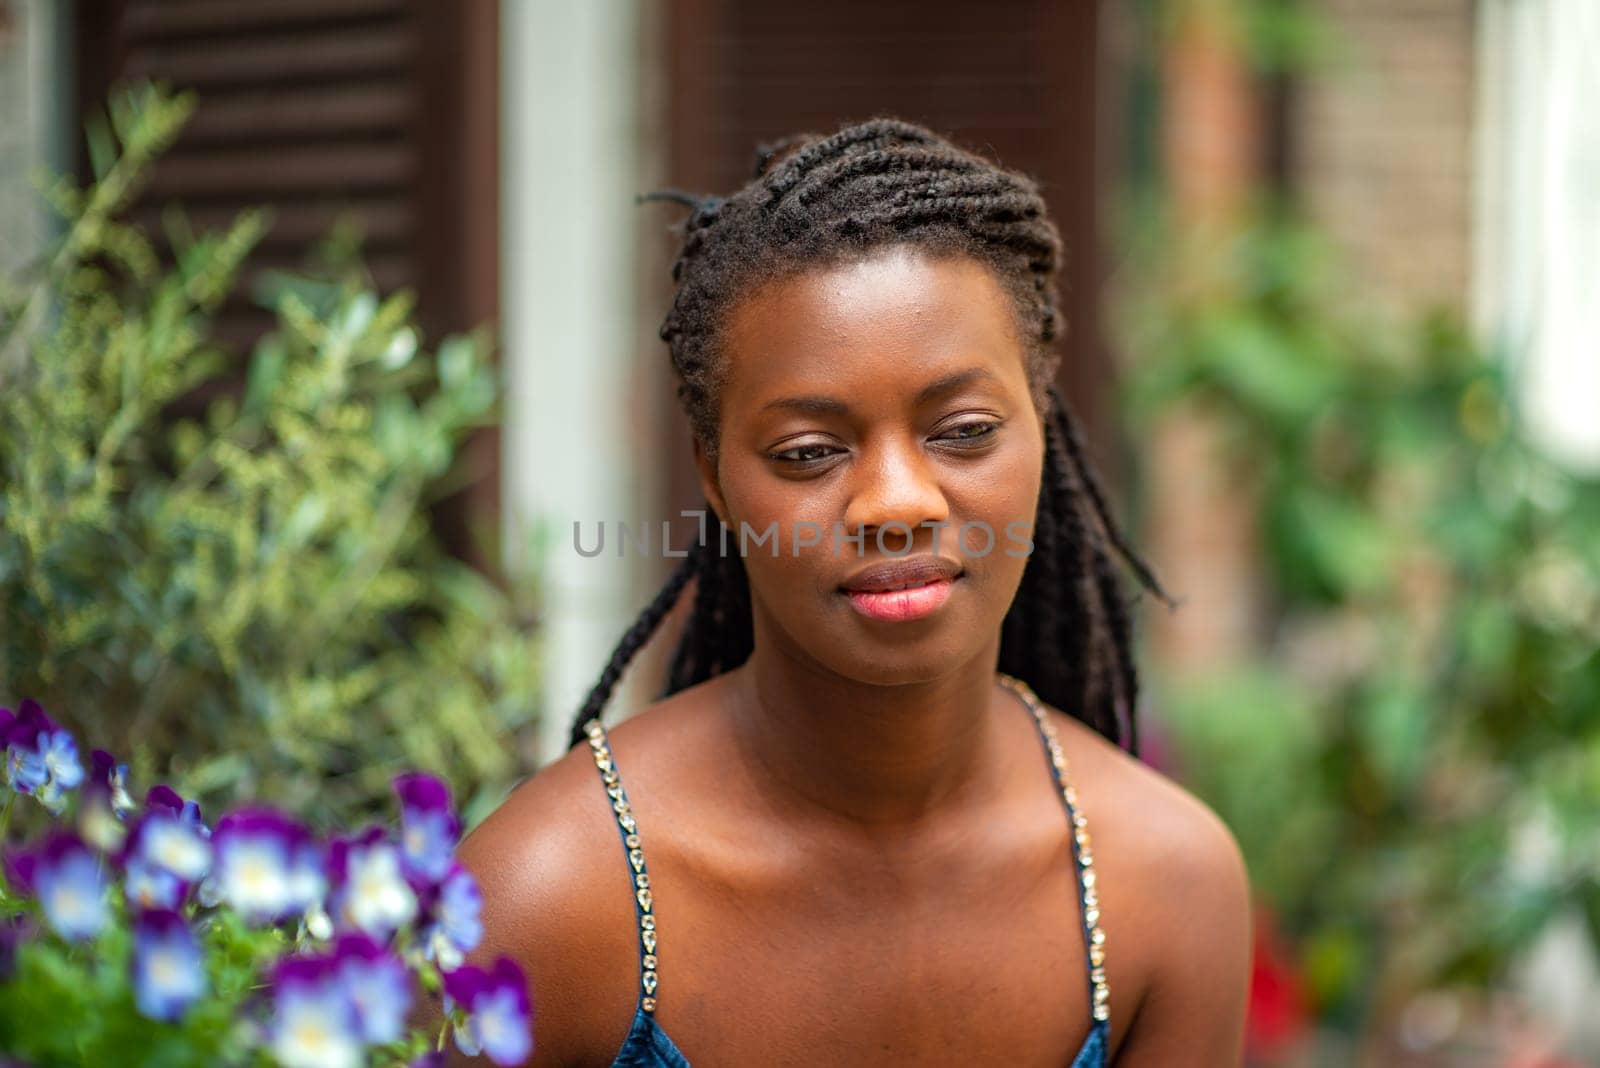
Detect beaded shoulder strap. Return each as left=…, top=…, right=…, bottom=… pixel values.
left=582, top=717, right=661, bottom=1016
left=996, top=673, right=1111, bottom=1029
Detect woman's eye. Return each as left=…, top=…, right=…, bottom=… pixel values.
left=770, top=422, right=997, bottom=465
left=771, top=442, right=841, bottom=464
left=936, top=421, right=1000, bottom=446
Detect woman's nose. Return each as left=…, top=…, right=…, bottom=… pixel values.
left=841, top=437, right=951, bottom=548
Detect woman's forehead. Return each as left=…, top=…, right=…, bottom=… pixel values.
left=719, top=246, right=1026, bottom=402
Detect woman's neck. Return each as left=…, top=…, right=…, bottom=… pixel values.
left=725, top=644, right=1011, bottom=830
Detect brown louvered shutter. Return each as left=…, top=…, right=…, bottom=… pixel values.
left=73, top=0, right=496, bottom=355
left=73, top=0, right=500, bottom=552
left=656, top=0, right=1112, bottom=520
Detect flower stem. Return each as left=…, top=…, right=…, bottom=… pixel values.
left=0, top=792, right=13, bottom=838
left=0, top=792, right=15, bottom=896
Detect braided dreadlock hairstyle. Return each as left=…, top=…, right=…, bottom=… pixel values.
left=568, top=116, right=1175, bottom=755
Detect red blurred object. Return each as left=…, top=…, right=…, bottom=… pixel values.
left=1245, top=901, right=1311, bottom=1062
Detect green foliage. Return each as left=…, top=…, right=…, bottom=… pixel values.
left=1119, top=207, right=1600, bottom=1025
left=0, top=900, right=284, bottom=1066
left=1152, top=0, right=1335, bottom=75
left=0, top=762, right=476, bottom=1067
left=0, top=84, right=540, bottom=826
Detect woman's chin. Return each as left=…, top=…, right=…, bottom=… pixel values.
left=820, top=633, right=992, bottom=690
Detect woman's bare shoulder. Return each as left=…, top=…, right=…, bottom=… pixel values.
left=453, top=731, right=645, bottom=1065
left=1044, top=705, right=1253, bottom=1061
left=451, top=686, right=719, bottom=1066
left=1048, top=708, right=1245, bottom=884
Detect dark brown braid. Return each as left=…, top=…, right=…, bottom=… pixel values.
left=570, top=116, right=1175, bottom=754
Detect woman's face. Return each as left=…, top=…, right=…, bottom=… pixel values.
left=697, top=244, right=1045, bottom=686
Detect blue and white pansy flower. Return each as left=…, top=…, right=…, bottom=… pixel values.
left=128, top=807, right=213, bottom=885
left=443, top=958, right=533, bottom=1066
left=268, top=953, right=364, bottom=1068
left=417, top=861, right=483, bottom=970
left=2, top=701, right=84, bottom=814
left=329, top=827, right=418, bottom=940
left=119, top=798, right=214, bottom=911
left=123, top=858, right=185, bottom=911
left=10, top=831, right=108, bottom=942
left=131, top=908, right=206, bottom=1022
left=394, top=773, right=460, bottom=887
left=78, top=750, right=135, bottom=854
left=212, top=808, right=326, bottom=925
left=145, top=784, right=209, bottom=835
left=333, top=932, right=414, bottom=1044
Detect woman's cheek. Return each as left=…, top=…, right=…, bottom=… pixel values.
left=720, top=481, right=841, bottom=589
left=947, top=450, right=1040, bottom=567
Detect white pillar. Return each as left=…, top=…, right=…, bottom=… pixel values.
left=501, top=0, right=646, bottom=765
left=0, top=0, right=71, bottom=273
left=1473, top=0, right=1600, bottom=473
left=1474, top=3, right=1600, bottom=1056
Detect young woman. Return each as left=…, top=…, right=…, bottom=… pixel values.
left=458, top=118, right=1252, bottom=1066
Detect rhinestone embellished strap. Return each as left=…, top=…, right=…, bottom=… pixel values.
left=996, top=673, right=1111, bottom=1027
left=583, top=717, right=661, bottom=1015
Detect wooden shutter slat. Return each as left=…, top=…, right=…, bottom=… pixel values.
left=123, top=0, right=405, bottom=41
left=91, top=3, right=426, bottom=323
left=131, top=197, right=411, bottom=250
left=182, top=84, right=411, bottom=144
left=124, top=24, right=410, bottom=87
left=148, top=144, right=411, bottom=199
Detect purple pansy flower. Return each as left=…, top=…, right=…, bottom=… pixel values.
left=11, top=832, right=108, bottom=942
left=3, top=746, right=46, bottom=796
left=146, top=785, right=208, bottom=835
left=126, top=808, right=213, bottom=884
left=212, top=808, right=326, bottom=925
left=118, top=798, right=213, bottom=911
left=332, top=932, right=413, bottom=1044
left=145, top=784, right=184, bottom=813
left=328, top=827, right=417, bottom=940
left=131, top=908, right=205, bottom=1022
left=444, top=957, right=533, bottom=1066
left=3, top=700, right=82, bottom=812
left=1, top=703, right=46, bottom=796
left=92, top=750, right=136, bottom=817
left=42, top=730, right=80, bottom=783
left=78, top=751, right=135, bottom=853
left=268, top=953, right=364, bottom=1068
left=124, top=858, right=186, bottom=911
left=418, top=862, right=483, bottom=969
left=394, top=773, right=460, bottom=887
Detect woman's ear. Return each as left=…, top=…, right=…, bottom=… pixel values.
left=692, top=435, right=731, bottom=529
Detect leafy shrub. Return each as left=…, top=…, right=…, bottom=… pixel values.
left=1119, top=209, right=1600, bottom=1035
left=0, top=84, right=540, bottom=826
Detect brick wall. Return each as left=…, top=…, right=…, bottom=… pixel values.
left=1296, top=0, right=1477, bottom=314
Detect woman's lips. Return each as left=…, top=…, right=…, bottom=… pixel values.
left=843, top=576, right=956, bottom=622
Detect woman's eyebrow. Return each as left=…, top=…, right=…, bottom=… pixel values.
left=760, top=367, right=1001, bottom=417
left=761, top=394, right=851, bottom=416
left=913, top=366, right=1000, bottom=405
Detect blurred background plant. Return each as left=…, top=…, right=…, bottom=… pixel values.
left=1117, top=137, right=1600, bottom=1068
left=0, top=84, right=540, bottom=829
